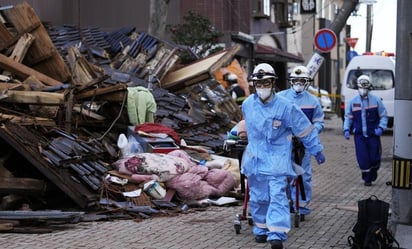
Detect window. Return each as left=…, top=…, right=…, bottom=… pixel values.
left=347, top=70, right=394, bottom=90
left=253, top=0, right=271, bottom=18
left=263, top=0, right=270, bottom=16
left=274, top=1, right=295, bottom=28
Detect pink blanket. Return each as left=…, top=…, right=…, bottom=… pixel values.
left=166, top=165, right=235, bottom=201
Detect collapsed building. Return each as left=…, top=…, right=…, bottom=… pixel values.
left=0, top=2, right=246, bottom=232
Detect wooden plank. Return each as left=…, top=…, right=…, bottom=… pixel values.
left=93, top=90, right=127, bottom=102
left=160, top=45, right=240, bottom=91
left=66, top=46, right=98, bottom=86
left=3, top=33, right=35, bottom=76
left=0, top=21, right=40, bottom=51
left=22, top=75, right=45, bottom=90
left=0, top=113, right=56, bottom=126
left=0, top=83, right=26, bottom=91
left=0, top=53, right=63, bottom=86
left=161, top=51, right=227, bottom=88
left=73, top=105, right=106, bottom=121
left=0, top=177, right=46, bottom=195
left=75, top=84, right=128, bottom=100
left=0, top=21, right=13, bottom=47
left=8, top=33, right=35, bottom=63
left=0, top=90, right=64, bottom=105
left=209, top=44, right=241, bottom=73
left=1, top=2, right=71, bottom=82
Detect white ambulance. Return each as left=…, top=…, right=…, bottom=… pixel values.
left=341, top=53, right=395, bottom=127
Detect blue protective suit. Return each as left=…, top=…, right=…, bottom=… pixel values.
left=343, top=93, right=388, bottom=183
left=277, top=88, right=324, bottom=215
left=241, top=93, right=323, bottom=241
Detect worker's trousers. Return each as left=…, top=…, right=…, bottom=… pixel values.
left=248, top=175, right=290, bottom=241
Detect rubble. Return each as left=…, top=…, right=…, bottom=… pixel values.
left=0, top=2, right=243, bottom=232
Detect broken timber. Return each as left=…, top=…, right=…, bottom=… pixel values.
left=0, top=1, right=71, bottom=82
left=0, top=177, right=46, bottom=195
left=0, top=90, right=64, bottom=105
left=0, top=54, right=63, bottom=86
left=0, top=122, right=100, bottom=208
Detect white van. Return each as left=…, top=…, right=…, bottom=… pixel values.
left=341, top=54, right=395, bottom=127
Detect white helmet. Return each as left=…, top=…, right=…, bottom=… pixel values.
left=250, top=63, right=278, bottom=81
left=357, top=75, right=371, bottom=97
left=289, top=65, right=312, bottom=92
left=289, top=65, right=311, bottom=79
left=227, top=73, right=237, bottom=81
left=357, top=75, right=371, bottom=89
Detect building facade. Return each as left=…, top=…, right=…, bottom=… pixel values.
left=0, top=0, right=352, bottom=109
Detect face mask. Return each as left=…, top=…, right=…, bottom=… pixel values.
left=293, top=85, right=305, bottom=93
left=256, top=88, right=272, bottom=100
left=358, top=88, right=368, bottom=97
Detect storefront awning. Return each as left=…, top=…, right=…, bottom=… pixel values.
left=255, top=44, right=304, bottom=63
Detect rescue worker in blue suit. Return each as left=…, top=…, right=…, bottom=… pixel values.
left=241, top=63, right=326, bottom=249
left=343, top=74, right=388, bottom=186
left=278, top=65, right=325, bottom=219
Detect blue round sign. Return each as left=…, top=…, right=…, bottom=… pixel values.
left=346, top=50, right=359, bottom=61
left=314, top=28, right=337, bottom=53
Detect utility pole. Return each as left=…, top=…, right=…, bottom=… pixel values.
left=365, top=4, right=373, bottom=52
left=392, top=0, right=412, bottom=247
left=306, top=0, right=359, bottom=79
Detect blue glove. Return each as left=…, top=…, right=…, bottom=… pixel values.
left=375, top=127, right=383, bottom=136
left=344, top=130, right=350, bottom=140
left=315, top=152, right=326, bottom=165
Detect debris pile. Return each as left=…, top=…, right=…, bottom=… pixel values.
left=0, top=1, right=244, bottom=232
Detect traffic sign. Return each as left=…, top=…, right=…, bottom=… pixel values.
left=345, top=37, right=359, bottom=49
left=346, top=50, right=359, bottom=61
left=314, top=28, right=337, bottom=53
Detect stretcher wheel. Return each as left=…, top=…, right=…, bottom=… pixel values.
left=234, top=214, right=242, bottom=234
left=248, top=217, right=253, bottom=226
left=234, top=224, right=241, bottom=234
left=294, top=213, right=300, bottom=228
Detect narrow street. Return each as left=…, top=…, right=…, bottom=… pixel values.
left=0, top=114, right=395, bottom=249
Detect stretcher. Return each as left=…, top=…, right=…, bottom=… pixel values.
left=224, top=137, right=306, bottom=234
left=290, top=137, right=306, bottom=228
left=223, top=139, right=251, bottom=234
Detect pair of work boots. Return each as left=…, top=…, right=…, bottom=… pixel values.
left=255, top=235, right=283, bottom=249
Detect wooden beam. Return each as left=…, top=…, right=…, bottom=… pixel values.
left=0, top=21, right=14, bottom=48
left=75, top=84, right=128, bottom=99
left=0, top=53, right=63, bottom=86
left=0, top=90, right=64, bottom=105
left=1, top=2, right=71, bottom=82
left=0, top=177, right=46, bottom=195
left=0, top=113, right=56, bottom=126
left=0, top=83, right=26, bottom=91
left=3, top=33, right=35, bottom=77
left=73, top=105, right=106, bottom=121
left=9, top=33, right=35, bottom=63
left=22, top=75, right=45, bottom=90
left=0, top=21, right=40, bottom=51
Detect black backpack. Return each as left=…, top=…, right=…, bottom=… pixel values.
left=348, top=195, right=400, bottom=249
